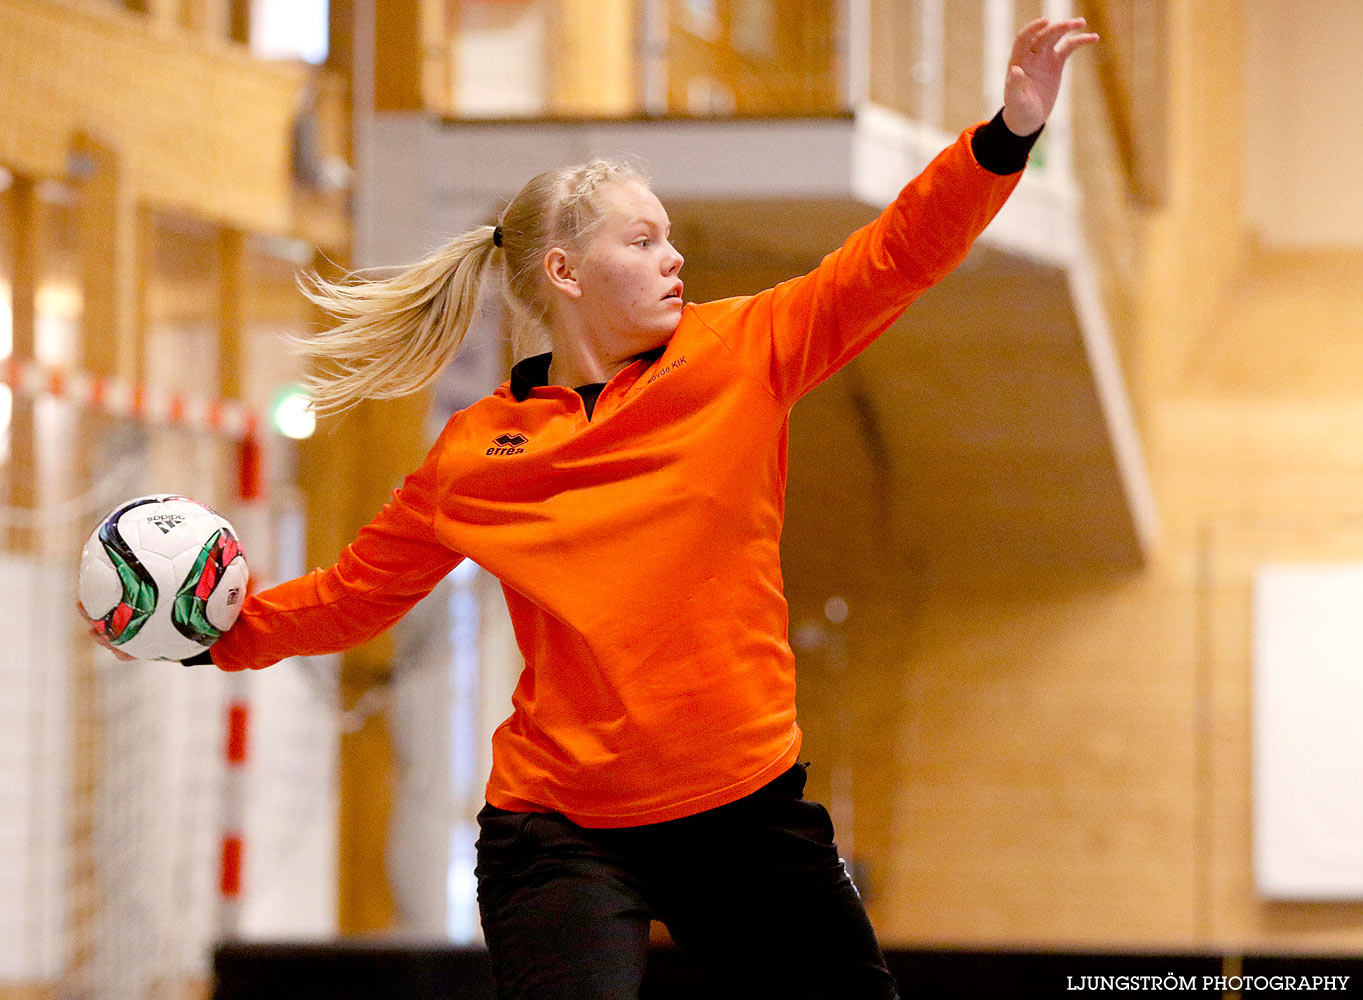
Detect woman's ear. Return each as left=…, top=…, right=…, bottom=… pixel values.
left=543, top=248, right=582, bottom=300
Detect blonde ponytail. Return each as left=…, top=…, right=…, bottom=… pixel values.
left=294, top=155, right=649, bottom=415
left=295, top=225, right=499, bottom=415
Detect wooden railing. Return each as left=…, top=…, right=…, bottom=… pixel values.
left=437, top=0, right=1163, bottom=212
left=661, top=0, right=840, bottom=115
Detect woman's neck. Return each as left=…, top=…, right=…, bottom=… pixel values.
left=546, top=333, right=637, bottom=388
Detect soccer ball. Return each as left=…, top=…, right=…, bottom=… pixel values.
left=78, top=494, right=249, bottom=662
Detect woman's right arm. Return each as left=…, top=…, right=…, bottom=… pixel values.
left=205, top=428, right=465, bottom=672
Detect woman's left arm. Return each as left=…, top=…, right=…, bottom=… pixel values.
left=698, top=18, right=1097, bottom=408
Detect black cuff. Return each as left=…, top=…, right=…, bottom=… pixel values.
left=181, top=650, right=215, bottom=667
left=971, top=109, right=1044, bottom=175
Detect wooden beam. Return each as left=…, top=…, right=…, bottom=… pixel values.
left=373, top=0, right=422, bottom=111
left=228, top=0, right=249, bottom=45
left=72, top=133, right=139, bottom=385
left=217, top=227, right=246, bottom=400
left=332, top=391, right=436, bottom=933
left=134, top=206, right=155, bottom=386
left=182, top=0, right=231, bottom=41
left=68, top=133, right=132, bottom=999
left=217, top=225, right=246, bottom=518
left=293, top=249, right=439, bottom=933
left=144, top=0, right=180, bottom=33
left=551, top=0, right=636, bottom=115
left=5, top=176, right=39, bottom=554
left=328, top=0, right=356, bottom=81
left=1077, top=0, right=1162, bottom=207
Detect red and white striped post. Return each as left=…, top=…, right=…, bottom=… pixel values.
left=218, top=694, right=250, bottom=933
left=219, top=406, right=267, bottom=938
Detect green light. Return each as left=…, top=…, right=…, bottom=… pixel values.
left=271, top=385, right=316, bottom=440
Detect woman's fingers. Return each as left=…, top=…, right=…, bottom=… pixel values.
left=1012, top=18, right=1050, bottom=61
left=76, top=598, right=137, bottom=661
left=1036, top=18, right=1086, bottom=51
left=1056, top=31, right=1100, bottom=60
left=1017, top=17, right=1049, bottom=44
left=1014, top=17, right=1095, bottom=61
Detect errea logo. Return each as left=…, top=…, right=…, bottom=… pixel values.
left=488, top=433, right=528, bottom=456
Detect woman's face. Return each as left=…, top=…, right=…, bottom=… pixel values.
left=556, top=180, right=686, bottom=349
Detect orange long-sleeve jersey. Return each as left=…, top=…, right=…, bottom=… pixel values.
left=208, top=116, right=1030, bottom=827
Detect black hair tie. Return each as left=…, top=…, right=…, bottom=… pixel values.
left=492, top=225, right=504, bottom=248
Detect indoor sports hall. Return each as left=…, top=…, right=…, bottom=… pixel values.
left=2, top=2, right=1361, bottom=998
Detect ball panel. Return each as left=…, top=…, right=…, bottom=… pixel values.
left=206, top=558, right=249, bottom=632
left=95, top=503, right=160, bottom=646
left=78, top=530, right=122, bottom=619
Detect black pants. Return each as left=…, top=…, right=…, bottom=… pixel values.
left=474, top=762, right=901, bottom=999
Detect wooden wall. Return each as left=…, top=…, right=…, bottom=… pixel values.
left=777, top=0, right=1363, bottom=953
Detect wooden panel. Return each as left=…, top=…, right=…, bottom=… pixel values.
left=4, top=178, right=40, bottom=554
left=666, top=0, right=837, bottom=114
left=1180, top=248, right=1363, bottom=399
left=784, top=552, right=1199, bottom=946
left=0, top=0, right=307, bottom=232
left=941, top=0, right=987, bottom=132
left=1067, top=33, right=1148, bottom=424
left=1013, top=0, right=1045, bottom=31
left=0, top=987, right=56, bottom=1000
left=328, top=0, right=356, bottom=80
left=182, top=0, right=231, bottom=40
left=1077, top=0, right=1170, bottom=207
left=72, top=134, right=139, bottom=384
left=1137, top=0, right=1246, bottom=399
left=550, top=0, right=636, bottom=115
left=780, top=0, right=1362, bottom=948
left=290, top=244, right=435, bottom=932
left=374, top=0, right=422, bottom=111
left=327, top=392, right=438, bottom=934
left=868, top=0, right=922, bottom=119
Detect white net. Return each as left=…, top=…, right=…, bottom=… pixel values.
left=0, top=404, right=337, bottom=999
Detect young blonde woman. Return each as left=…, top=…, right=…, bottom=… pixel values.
left=91, top=18, right=1095, bottom=998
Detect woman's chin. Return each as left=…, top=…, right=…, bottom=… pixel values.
left=649, top=315, right=683, bottom=340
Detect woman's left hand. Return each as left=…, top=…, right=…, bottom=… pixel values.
left=1002, top=17, right=1100, bottom=136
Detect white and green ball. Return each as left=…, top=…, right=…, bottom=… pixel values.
left=78, top=494, right=249, bottom=662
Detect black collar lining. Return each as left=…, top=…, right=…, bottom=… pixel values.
left=509, top=345, right=667, bottom=402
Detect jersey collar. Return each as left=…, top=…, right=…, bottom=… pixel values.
left=509, top=345, right=667, bottom=402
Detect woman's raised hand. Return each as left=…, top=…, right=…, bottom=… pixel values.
left=1002, top=17, right=1099, bottom=137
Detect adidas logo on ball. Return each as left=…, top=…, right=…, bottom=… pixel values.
left=147, top=512, right=186, bottom=534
